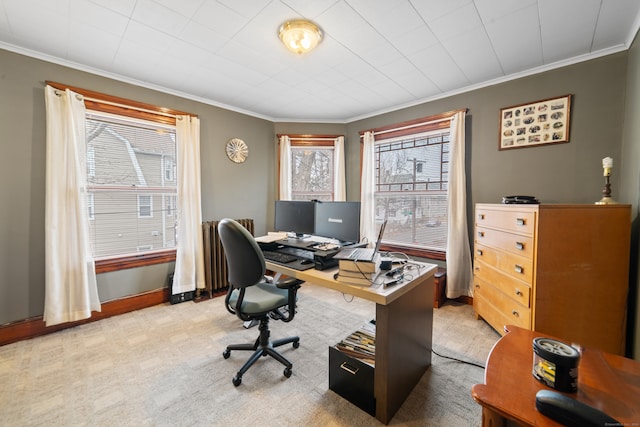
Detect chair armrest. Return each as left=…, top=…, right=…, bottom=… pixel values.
left=274, top=278, right=303, bottom=290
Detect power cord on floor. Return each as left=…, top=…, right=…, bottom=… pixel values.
left=432, top=347, right=486, bottom=369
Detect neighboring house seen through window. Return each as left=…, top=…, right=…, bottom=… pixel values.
left=375, top=130, right=449, bottom=254
left=86, top=112, right=177, bottom=259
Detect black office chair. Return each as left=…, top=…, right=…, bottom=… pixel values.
left=218, top=218, right=303, bottom=386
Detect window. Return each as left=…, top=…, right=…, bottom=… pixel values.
left=278, top=134, right=344, bottom=202
left=291, top=145, right=334, bottom=201
left=362, top=113, right=454, bottom=260
left=375, top=131, right=449, bottom=254
left=137, top=195, right=153, bottom=218
left=46, top=81, right=194, bottom=273
left=86, top=113, right=177, bottom=259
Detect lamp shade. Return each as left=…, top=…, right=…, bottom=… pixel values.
left=278, top=20, right=323, bottom=54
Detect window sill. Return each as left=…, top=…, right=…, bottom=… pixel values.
left=379, top=244, right=446, bottom=262
left=95, top=250, right=176, bottom=274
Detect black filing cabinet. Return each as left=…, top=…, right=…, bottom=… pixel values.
left=328, top=346, right=375, bottom=416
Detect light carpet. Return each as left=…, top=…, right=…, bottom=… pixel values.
left=0, top=284, right=500, bottom=426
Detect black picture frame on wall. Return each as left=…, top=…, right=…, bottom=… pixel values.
left=499, top=94, right=572, bottom=150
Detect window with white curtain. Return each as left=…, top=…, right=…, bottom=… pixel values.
left=46, top=81, right=196, bottom=274
left=362, top=113, right=454, bottom=260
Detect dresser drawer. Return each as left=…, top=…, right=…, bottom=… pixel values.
left=476, top=226, right=534, bottom=258
left=475, top=207, right=536, bottom=235
left=474, top=261, right=531, bottom=307
left=474, top=278, right=531, bottom=330
left=474, top=243, right=534, bottom=284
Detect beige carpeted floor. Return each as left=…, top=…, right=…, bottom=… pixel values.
left=0, top=284, right=500, bottom=426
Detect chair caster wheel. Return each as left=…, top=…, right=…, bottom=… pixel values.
left=293, top=341, right=300, bottom=349
left=232, top=375, right=242, bottom=386
left=284, top=367, right=292, bottom=378
left=223, top=349, right=230, bottom=359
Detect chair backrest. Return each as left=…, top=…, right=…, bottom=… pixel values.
left=218, top=218, right=266, bottom=289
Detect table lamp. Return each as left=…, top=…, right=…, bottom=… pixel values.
left=596, top=157, right=617, bottom=205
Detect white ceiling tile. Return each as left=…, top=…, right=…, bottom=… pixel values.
left=391, top=24, right=439, bottom=57
left=179, top=21, right=230, bottom=54
left=67, top=22, right=120, bottom=67
left=280, top=0, right=339, bottom=20
left=592, top=0, right=640, bottom=50
left=191, top=1, right=249, bottom=38
left=428, top=3, right=483, bottom=42
left=482, top=4, right=542, bottom=74
left=539, top=0, right=600, bottom=62
left=131, top=0, right=190, bottom=37
left=411, top=43, right=468, bottom=92
left=473, top=0, right=538, bottom=22
left=70, top=0, right=129, bottom=36
left=88, top=0, right=136, bottom=17
left=411, top=0, right=474, bottom=23
left=152, top=0, right=207, bottom=18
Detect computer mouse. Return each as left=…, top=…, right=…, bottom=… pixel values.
left=300, top=259, right=313, bottom=265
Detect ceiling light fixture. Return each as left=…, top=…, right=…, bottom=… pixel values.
left=278, top=19, right=323, bottom=54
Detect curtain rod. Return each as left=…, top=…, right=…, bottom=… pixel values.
left=359, top=108, right=467, bottom=138
left=45, top=81, right=197, bottom=119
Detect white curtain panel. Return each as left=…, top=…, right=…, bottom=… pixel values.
left=173, top=115, right=205, bottom=293
left=333, top=136, right=346, bottom=201
left=44, top=86, right=101, bottom=326
left=359, top=131, right=376, bottom=245
left=279, top=135, right=292, bottom=200
left=446, top=111, right=474, bottom=298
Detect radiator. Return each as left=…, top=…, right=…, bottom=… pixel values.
left=201, top=218, right=254, bottom=297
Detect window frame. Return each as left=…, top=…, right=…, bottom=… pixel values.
left=46, top=81, right=195, bottom=273
left=277, top=134, right=342, bottom=201
left=360, top=111, right=459, bottom=261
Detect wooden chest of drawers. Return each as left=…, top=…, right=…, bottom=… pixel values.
left=473, top=203, right=631, bottom=355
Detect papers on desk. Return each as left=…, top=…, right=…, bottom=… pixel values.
left=255, top=232, right=288, bottom=243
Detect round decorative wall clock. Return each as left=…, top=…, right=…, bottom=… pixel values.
left=225, top=138, right=248, bottom=163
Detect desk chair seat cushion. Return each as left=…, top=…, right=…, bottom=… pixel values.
left=228, top=282, right=289, bottom=315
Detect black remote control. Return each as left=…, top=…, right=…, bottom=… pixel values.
left=535, top=390, right=621, bottom=427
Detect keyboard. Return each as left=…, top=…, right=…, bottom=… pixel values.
left=262, top=251, right=298, bottom=264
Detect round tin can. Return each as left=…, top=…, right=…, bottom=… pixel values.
left=532, top=337, right=580, bottom=392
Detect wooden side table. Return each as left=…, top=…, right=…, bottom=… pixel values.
left=471, top=325, right=640, bottom=426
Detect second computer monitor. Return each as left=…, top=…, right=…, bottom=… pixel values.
left=314, top=201, right=361, bottom=244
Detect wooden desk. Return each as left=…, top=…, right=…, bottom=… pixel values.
left=471, top=325, right=640, bottom=427
left=267, top=260, right=436, bottom=424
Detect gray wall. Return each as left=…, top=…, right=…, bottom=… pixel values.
left=2, top=45, right=639, bottom=358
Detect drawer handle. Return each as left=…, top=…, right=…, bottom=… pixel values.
left=475, top=284, right=480, bottom=289
left=476, top=249, right=483, bottom=256
left=478, top=231, right=485, bottom=238
left=511, top=310, right=520, bottom=317
left=515, top=241, right=525, bottom=250
left=339, top=362, right=359, bottom=375
left=515, top=289, right=523, bottom=296
left=514, top=264, right=523, bottom=274
left=478, top=214, right=485, bottom=221
left=516, top=218, right=526, bottom=226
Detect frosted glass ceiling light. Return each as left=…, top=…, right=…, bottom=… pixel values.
left=278, top=20, right=323, bottom=54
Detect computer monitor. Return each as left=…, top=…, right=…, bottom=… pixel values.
left=314, top=201, right=361, bottom=244
left=274, top=200, right=315, bottom=237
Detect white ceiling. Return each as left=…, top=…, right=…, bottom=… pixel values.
left=1, top=0, right=639, bottom=122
